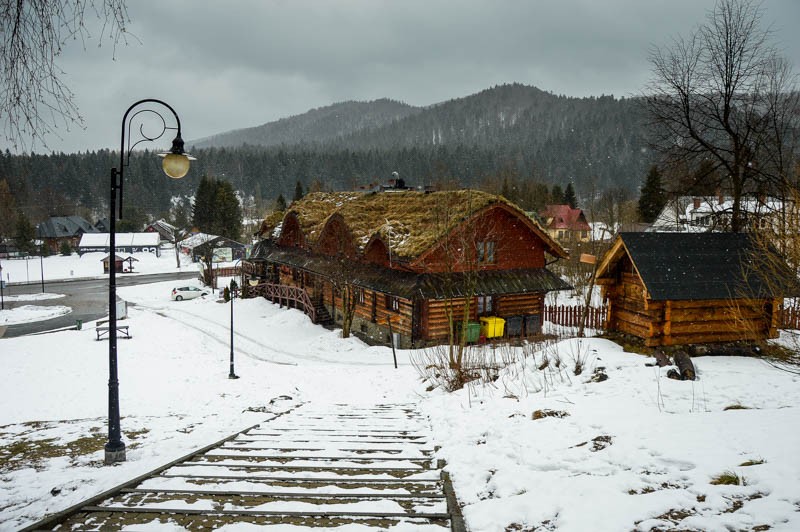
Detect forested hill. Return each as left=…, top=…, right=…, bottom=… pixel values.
left=2, top=84, right=653, bottom=225
left=191, top=99, right=421, bottom=149
left=193, top=83, right=651, bottom=192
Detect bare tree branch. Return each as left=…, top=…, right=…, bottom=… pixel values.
left=0, top=0, right=130, bottom=151
left=643, top=0, right=799, bottom=232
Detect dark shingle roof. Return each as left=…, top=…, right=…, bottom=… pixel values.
left=618, top=232, right=791, bottom=301
left=250, top=241, right=570, bottom=300
left=36, top=216, right=98, bottom=238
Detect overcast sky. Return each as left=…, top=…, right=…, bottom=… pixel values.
left=9, top=0, right=800, bottom=154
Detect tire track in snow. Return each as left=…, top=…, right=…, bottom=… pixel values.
left=128, top=301, right=300, bottom=366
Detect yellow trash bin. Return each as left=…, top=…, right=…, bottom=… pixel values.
left=479, top=316, right=505, bottom=339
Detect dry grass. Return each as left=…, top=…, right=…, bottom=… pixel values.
left=710, top=471, right=746, bottom=486
left=723, top=403, right=750, bottom=411
left=272, top=190, right=561, bottom=259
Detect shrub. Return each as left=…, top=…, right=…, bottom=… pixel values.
left=710, top=471, right=746, bottom=486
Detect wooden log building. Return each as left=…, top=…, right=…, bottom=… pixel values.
left=595, top=232, right=794, bottom=347
left=243, top=190, right=570, bottom=347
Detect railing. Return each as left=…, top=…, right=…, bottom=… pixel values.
left=246, top=282, right=317, bottom=323
left=544, top=304, right=607, bottom=330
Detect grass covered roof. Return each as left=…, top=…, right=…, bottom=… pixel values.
left=273, top=189, right=563, bottom=259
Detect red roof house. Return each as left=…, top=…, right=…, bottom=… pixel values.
left=539, top=205, right=591, bottom=243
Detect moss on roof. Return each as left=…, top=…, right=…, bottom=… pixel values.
left=272, top=189, right=563, bottom=260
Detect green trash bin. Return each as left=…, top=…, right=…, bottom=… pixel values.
left=457, top=321, right=481, bottom=344
left=75, top=319, right=82, bottom=330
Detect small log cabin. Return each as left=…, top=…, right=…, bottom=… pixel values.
left=595, top=232, right=791, bottom=347
left=243, top=189, right=570, bottom=348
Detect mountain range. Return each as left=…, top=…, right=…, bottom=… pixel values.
left=189, top=83, right=651, bottom=193
left=3, top=84, right=654, bottom=225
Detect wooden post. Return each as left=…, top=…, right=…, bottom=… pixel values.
left=578, top=253, right=597, bottom=337
left=387, top=317, right=398, bottom=369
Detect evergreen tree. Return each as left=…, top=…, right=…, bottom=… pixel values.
left=638, top=165, right=667, bottom=223
left=275, top=193, right=287, bottom=212
left=192, top=176, right=217, bottom=232
left=293, top=181, right=304, bottom=201
left=211, top=180, right=242, bottom=242
left=0, top=179, right=16, bottom=240
left=563, top=183, right=578, bottom=208
left=13, top=212, right=35, bottom=254
left=550, top=184, right=564, bottom=205
left=59, top=241, right=72, bottom=256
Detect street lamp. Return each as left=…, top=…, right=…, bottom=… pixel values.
left=105, top=99, right=193, bottom=465
left=229, top=258, right=242, bottom=379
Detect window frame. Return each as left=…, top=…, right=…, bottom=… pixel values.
left=477, top=295, right=494, bottom=316
left=385, top=294, right=400, bottom=312
left=477, top=240, right=496, bottom=264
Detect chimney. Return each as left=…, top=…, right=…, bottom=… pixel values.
left=693, top=197, right=701, bottom=210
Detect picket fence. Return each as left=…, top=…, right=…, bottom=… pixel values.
left=545, top=303, right=800, bottom=332
left=544, top=305, right=607, bottom=330
left=780, top=305, right=800, bottom=330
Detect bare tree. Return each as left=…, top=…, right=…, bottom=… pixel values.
left=644, top=0, right=799, bottom=233
left=1, top=0, right=130, bottom=149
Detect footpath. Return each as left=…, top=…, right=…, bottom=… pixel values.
left=23, top=403, right=465, bottom=530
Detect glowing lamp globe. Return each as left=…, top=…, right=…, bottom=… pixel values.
left=161, top=153, right=191, bottom=179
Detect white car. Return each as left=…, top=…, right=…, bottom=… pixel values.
left=171, top=286, right=209, bottom=301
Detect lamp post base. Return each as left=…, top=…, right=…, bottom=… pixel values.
left=228, top=374, right=240, bottom=379
left=104, top=445, right=126, bottom=465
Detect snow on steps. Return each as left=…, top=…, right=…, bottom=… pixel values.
left=25, top=403, right=461, bottom=530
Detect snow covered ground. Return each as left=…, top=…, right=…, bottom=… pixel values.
left=1, top=279, right=799, bottom=530
left=0, top=248, right=192, bottom=286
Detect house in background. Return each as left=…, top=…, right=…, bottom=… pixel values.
left=245, top=190, right=570, bottom=348
left=539, top=205, right=591, bottom=244
left=144, top=219, right=180, bottom=244
left=595, top=232, right=795, bottom=347
left=650, top=195, right=786, bottom=233
left=94, top=218, right=111, bottom=233
left=36, top=216, right=98, bottom=254
left=190, top=235, right=247, bottom=263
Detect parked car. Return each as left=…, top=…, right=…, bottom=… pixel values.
left=171, top=286, right=209, bottom=301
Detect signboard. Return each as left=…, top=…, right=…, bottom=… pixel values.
left=212, top=247, right=233, bottom=263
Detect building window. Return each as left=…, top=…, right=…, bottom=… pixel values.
left=477, top=241, right=495, bottom=263
left=385, top=294, right=400, bottom=312
left=477, top=295, right=493, bottom=315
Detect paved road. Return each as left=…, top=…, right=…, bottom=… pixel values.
left=1, top=271, right=200, bottom=338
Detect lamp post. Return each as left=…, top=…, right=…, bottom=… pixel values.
left=229, top=258, right=242, bottom=379
left=0, top=260, right=4, bottom=310
left=39, top=254, right=44, bottom=293
left=105, top=99, right=193, bottom=465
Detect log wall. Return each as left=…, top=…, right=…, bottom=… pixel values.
left=605, top=272, right=779, bottom=346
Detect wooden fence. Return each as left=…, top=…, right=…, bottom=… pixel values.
left=545, top=304, right=800, bottom=332
left=544, top=305, right=607, bottom=330
left=780, top=305, right=800, bottom=330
